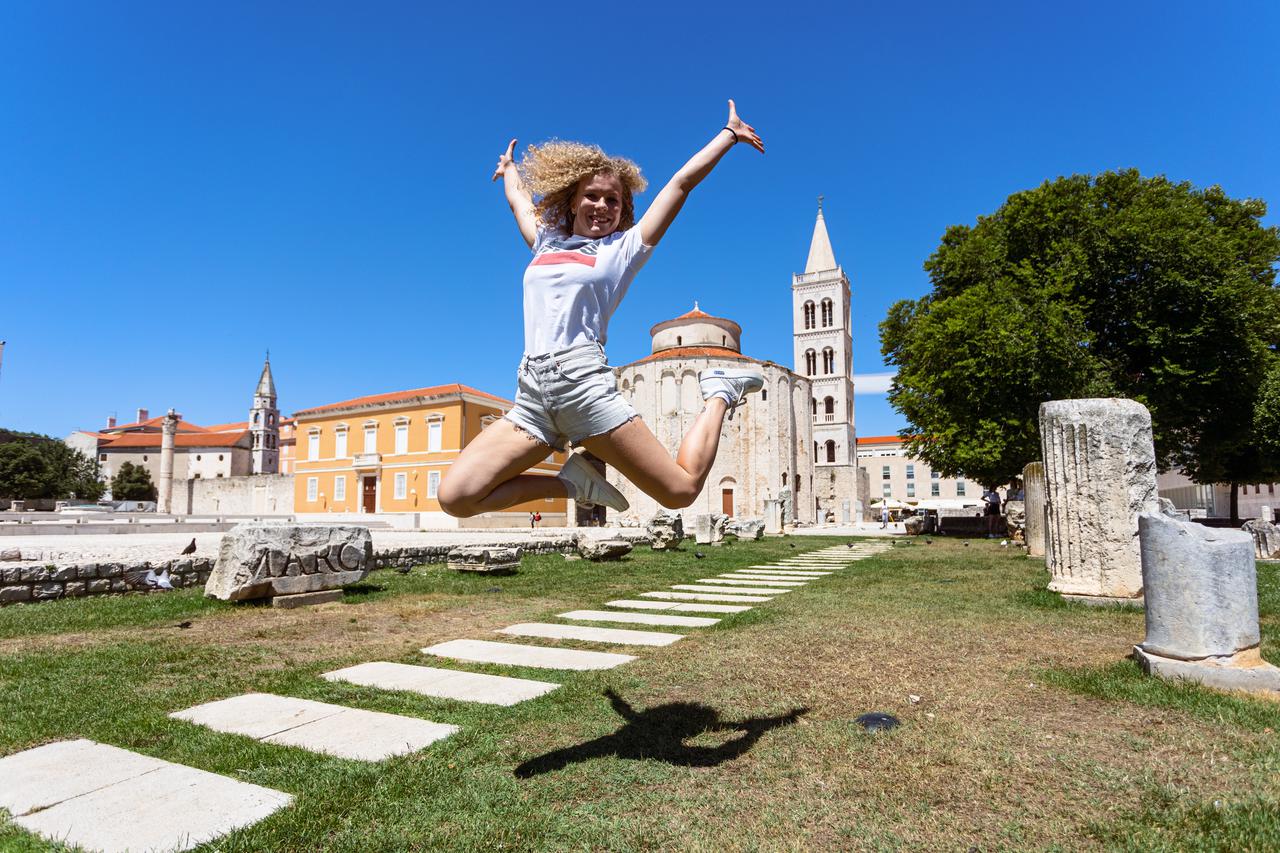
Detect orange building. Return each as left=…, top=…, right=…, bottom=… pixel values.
left=292, top=383, right=566, bottom=528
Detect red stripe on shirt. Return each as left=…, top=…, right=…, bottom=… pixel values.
left=531, top=251, right=597, bottom=268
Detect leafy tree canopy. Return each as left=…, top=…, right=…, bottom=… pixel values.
left=881, top=170, right=1280, bottom=488
left=110, top=461, right=157, bottom=502
left=0, top=434, right=104, bottom=500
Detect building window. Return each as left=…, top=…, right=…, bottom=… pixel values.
left=218, top=454, right=224, bottom=461
left=334, top=476, right=346, bottom=501
left=822, top=348, right=834, bottom=374
left=677, top=335, right=682, bottom=346
left=335, top=429, right=348, bottom=459
left=803, top=300, right=815, bottom=330
left=782, top=472, right=788, bottom=486
left=196, top=454, right=202, bottom=461
left=364, top=425, right=377, bottom=454
left=882, top=482, right=892, bottom=496
left=882, top=465, right=890, bottom=480
left=394, top=424, right=408, bottom=455
left=824, top=396, right=834, bottom=415
left=394, top=472, right=407, bottom=499
left=804, top=349, right=816, bottom=375
left=906, top=464, right=915, bottom=480
left=931, top=482, right=940, bottom=497
left=821, top=298, right=833, bottom=327
left=308, top=431, right=319, bottom=460
left=142, top=455, right=148, bottom=462
left=906, top=482, right=915, bottom=498
left=100, top=454, right=106, bottom=462
left=427, top=419, right=443, bottom=452
left=306, top=477, right=318, bottom=502
left=428, top=471, right=440, bottom=498
left=956, top=480, right=966, bottom=496
left=825, top=440, right=836, bottom=463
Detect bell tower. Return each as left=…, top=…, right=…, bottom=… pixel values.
left=249, top=353, right=280, bottom=475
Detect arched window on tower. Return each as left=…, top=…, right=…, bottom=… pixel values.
left=822, top=347, right=834, bottom=374
left=803, top=301, right=815, bottom=330
left=825, top=440, right=836, bottom=463
left=824, top=396, right=834, bottom=416
left=821, top=298, right=833, bottom=327
left=804, top=349, right=816, bottom=375
left=782, top=472, right=788, bottom=486
left=811, top=398, right=817, bottom=415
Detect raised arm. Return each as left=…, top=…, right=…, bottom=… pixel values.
left=638, top=100, right=764, bottom=247
left=492, top=138, right=537, bottom=248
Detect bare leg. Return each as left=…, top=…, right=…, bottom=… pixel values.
left=438, top=420, right=566, bottom=517
left=580, top=399, right=728, bottom=509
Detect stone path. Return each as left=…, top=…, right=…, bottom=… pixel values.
left=170, top=693, right=459, bottom=761
left=423, top=638, right=637, bottom=670
left=2, top=542, right=892, bottom=850
left=322, top=662, right=560, bottom=706
left=498, top=622, right=685, bottom=647
left=641, top=590, right=775, bottom=603
left=0, top=738, right=293, bottom=853
left=605, top=599, right=752, bottom=613
left=559, top=609, right=721, bottom=627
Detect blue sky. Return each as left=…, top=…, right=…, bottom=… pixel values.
left=2, top=2, right=1277, bottom=438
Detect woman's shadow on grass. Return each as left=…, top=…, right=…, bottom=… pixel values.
left=515, top=688, right=808, bottom=778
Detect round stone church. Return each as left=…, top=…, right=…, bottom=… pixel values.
left=609, top=303, right=816, bottom=525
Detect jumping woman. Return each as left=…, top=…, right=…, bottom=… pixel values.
left=438, top=101, right=765, bottom=518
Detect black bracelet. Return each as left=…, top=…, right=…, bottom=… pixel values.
left=723, top=126, right=739, bottom=144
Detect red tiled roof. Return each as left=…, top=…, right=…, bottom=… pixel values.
left=857, top=435, right=907, bottom=445
left=633, top=346, right=755, bottom=364
left=203, top=421, right=249, bottom=433
left=675, top=307, right=712, bottom=320
left=105, top=416, right=209, bottom=433
left=102, top=431, right=249, bottom=449
left=294, top=383, right=510, bottom=417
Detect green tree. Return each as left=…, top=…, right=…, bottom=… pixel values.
left=39, top=443, right=105, bottom=502
left=0, top=442, right=54, bottom=498
left=110, top=461, right=157, bottom=502
left=881, top=170, right=1280, bottom=501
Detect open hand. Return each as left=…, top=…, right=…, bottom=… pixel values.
left=726, top=100, right=764, bottom=153
left=491, top=138, right=517, bottom=182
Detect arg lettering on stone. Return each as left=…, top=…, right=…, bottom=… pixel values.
left=205, top=524, right=372, bottom=601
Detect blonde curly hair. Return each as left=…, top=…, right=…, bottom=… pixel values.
left=518, top=140, right=648, bottom=233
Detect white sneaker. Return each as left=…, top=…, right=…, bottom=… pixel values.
left=558, top=451, right=630, bottom=512
left=699, top=367, right=765, bottom=420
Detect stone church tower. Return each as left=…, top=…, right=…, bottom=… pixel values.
left=249, top=355, right=280, bottom=475
left=792, top=201, right=866, bottom=521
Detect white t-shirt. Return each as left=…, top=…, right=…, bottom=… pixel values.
left=522, top=225, right=653, bottom=356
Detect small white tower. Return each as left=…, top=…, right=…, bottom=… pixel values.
left=249, top=354, right=280, bottom=475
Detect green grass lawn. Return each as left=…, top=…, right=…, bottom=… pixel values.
left=2, top=537, right=1279, bottom=851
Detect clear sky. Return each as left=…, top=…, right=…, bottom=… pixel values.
left=2, top=1, right=1277, bottom=438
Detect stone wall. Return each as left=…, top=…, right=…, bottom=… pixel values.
left=185, top=474, right=294, bottom=515
left=0, top=531, right=650, bottom=605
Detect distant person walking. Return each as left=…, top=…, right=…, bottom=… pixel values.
left=440, top=102, right=767, bottom=520
left=880, top=505, right=890, bottom=529
left=982, top=487, right=1002, bottom=536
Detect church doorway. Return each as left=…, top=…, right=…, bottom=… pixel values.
left=722, top=488, right=734, bottom=516
left=362, top=476, right=377, bottom=513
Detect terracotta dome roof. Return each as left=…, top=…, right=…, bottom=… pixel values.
left=649, top=302, right=742, bottom=339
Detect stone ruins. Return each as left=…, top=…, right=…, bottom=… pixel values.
left=1040, top=398, right=1158, bottom=603
left=1134, top=512, right=1280, bottom=695
left=1022, top=461, right=1046, bottom=557
left=205, top=524, right=372, bottom=602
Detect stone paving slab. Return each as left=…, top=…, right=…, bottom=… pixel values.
left=322, top=661, right=560, bottom=706
left=559, top=609, right=720, bottom=627
left=748, top=565, right=838, bottom=571
left=606, top=599, right=752, bottom=613
left=704, top=577, right=808, bottom=586
left=0, top=739, right=293, bottom=853
left=171, top=693, right=458, bottom=761
left=499, top=622, right=684, bottom=647
left=423, top=638, right=636, bottom=670
left=718, top=574, right=815, bottom=583
left=735, top=569, right=831, bottom=576
left=671, top=584, right=792, bottom=595
left=641, top=591, right=773, bottom=603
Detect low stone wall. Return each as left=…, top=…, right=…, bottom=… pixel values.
left=0, top=531, right=652, bottom=605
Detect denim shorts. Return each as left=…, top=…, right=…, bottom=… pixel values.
left=504, top=341, right=639, bottom=451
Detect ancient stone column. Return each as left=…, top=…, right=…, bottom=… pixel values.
left=158, top=408, right=178, bottom=514
left=1039, top=398, right=1158, bottom=602
left=1134, top=512, right=1280, bottom=695
left=1023, top=461, right=1046, bottom=557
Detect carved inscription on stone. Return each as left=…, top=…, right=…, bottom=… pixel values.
left=205, top=524, right=372, bottom=601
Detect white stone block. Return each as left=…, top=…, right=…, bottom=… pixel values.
left=422, top=638, right=635, bottom=670
left=606, top=599, right=752, bottom=613
left=671, top=584, right=791, bottom=595
left=498, top=622, right=684, bottom=647
left=703, top=577, right=807, bottom=586
left=322, top=661, right=559, bottom=706
left=0, top=739, right=292, bottom=853
left=559, top=609, right=720, bottom=627
left=640, top=591, right=773, bottom=603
